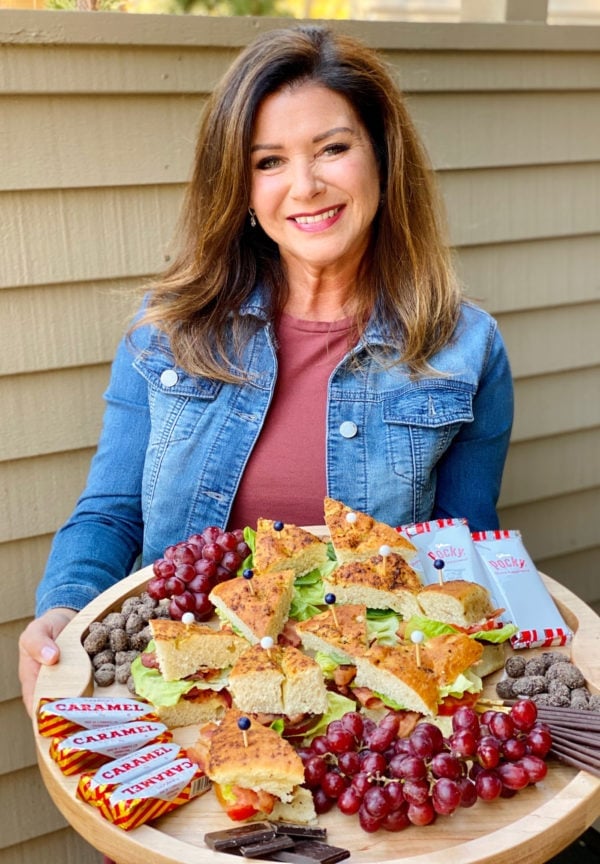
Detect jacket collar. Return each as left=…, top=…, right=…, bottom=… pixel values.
left=239, top=282, right=392, bottom=350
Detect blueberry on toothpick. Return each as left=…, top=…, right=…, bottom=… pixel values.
left=324, top=592, right=340, bottom=629
left=237, top=715, right=251, bottom=748
left=433, top=557, right=445, bottom=585
left=242, top=567, right=255, bottom=594
left=410, top=629, right=424, bottom=667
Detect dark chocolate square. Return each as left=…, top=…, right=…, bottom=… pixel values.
left=204, top=822, right=275, bottom=851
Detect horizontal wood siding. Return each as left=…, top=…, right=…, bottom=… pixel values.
left=1, top=10, right=599, bottom=860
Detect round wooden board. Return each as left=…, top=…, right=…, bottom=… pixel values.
left=33, top=547, right=600, bottom=864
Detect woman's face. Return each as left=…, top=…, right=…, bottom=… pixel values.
left=249, top=83, right=381, bottom=278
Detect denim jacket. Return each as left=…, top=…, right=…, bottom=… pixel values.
left=36, top=287, right=513, bottom=615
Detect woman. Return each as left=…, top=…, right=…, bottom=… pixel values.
left=19, top=24, right=513, bottom=716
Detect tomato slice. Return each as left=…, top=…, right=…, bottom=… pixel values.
left=213, top=784, right=262, bottom=821
left=437, top=691, right=480, bottom=716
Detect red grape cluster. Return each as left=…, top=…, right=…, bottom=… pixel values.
left=147, top=527, right=251, bottom=621
left=298, top=699, right=550, bottom=833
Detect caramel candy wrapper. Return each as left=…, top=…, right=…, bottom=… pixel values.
left=37, top=696, right=158, bottom=738
left=79, top=757, right=211, bottom=830
left=50, top=720, right=172, bottom=775
left=76, top=742, right=183, bottom=806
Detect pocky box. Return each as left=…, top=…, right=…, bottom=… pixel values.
left=472, top=529, right=573, bottom=649
left=401, top=518, right=505, bottom=611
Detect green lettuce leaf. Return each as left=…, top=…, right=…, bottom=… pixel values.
left=404, top=614, right=517, bottom=644
left=299, top=692, right=357, bottom=743
left=439, top=669, right=482, bottom=699
left=130, top=644, right=230, bottom=708
left=314, top=650, right=352, bottom=676
left=366, top=609, right=401, bottom=646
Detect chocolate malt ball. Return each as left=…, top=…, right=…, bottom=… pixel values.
left=546, top=662, right=585, bottom=690
left=93, top=663, right=116, bottom=687
left=496, top=678, right=516, bottom=700
left=511, top=675, right=547, bottom=697
left=504, top=656, right=526, bottom=679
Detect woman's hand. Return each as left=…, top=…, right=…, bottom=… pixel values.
left=18, top=608, right=77, bottom=717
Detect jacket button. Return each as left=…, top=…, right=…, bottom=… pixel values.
left=339, top=420, right=358, bottom=438
left=160, top=368, right=179, bottom=387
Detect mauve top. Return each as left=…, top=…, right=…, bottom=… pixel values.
left=227, top=312, right=354, bottom=530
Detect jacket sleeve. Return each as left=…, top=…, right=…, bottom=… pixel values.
left=431, top=323, right=514, bottom=532
left=35, top=327, right=152, bottom=616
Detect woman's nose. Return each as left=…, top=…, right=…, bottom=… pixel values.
left=290, top=159, right=324, bottom=199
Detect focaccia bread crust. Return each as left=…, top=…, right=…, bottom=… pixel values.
left=205, top=708, right=305, bottom=800
left=228, top=643, right=327, bottom=716
left=353, top=644, right=439, bottom=716
left=417, top=579, right=494, bottom=626
left=209, top=570, right=295, bottom=644
left=421, top=632, right=484, bottom=685
left=323, top=553, right=422, bottom=618
left=254, top=519, right=329, bottom=577
left=149, top=619, right=248, bottom=682
left=324, top=497, right=417, bottom=564
left=295, top=604, right=368, bottom=663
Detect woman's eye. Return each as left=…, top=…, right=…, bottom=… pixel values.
left=322, top=142, right=350, bottom=156
left=255, top=156, right=282, bottom=170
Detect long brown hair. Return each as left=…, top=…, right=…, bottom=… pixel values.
left=136, top=25, right=462, bottom=381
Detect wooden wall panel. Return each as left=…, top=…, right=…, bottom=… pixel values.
left=501, top=429, right=600, bottom=506
left=2, top=535, right=53, bottom=621
left=0, top=281, right=140, bottom=375
left=0, top=366, right=110, bottom=461
left=1, top=828, right=101, bottom=864
left=495, top=302, right=600, bottom=377
left=0, top=765, right=71, bottom=847
left=0, top=449, right=95, bottom=544
left=0, top=186, right=182, bottom=289
left=442, top=162, right=600, bottom=247
left=0, top=700, right=35, bottom=774
left=498, top=487, right=599, bottom=560
left=2, top=94, right=204, bottom=191
left=458, top=234, right=600, bottom=313
left=409, top=91, right=600, bottom=169
left=511, top=367, right=600, bottom=441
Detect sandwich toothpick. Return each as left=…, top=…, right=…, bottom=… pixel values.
left=273, top=520, right=284, bottom=531
left=260, top=635, right=274, bottom=659
left=411, top=629, right=424, bottom=667
left=324, top=593, right=340, bottom=630
left=181, top=612, right=195, bottom=632
left=237, top=715, right=251, bottom=748
left=379, top=544, right=391, bottom=579
left=433, top=558, right=445, bottom=585
left=242, top=568, right=255, bottom=595
left=345, top=512, right=357, bottom=524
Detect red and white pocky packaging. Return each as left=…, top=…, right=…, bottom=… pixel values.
left=49, top=719, right=172, bottom=775
left=77, top=754, right=210, bottom=830
left=37, top=696, right=159, bottom=739
left=472, top=529, right=573, bottom=650
left=400, top=518, right=505, bottom=612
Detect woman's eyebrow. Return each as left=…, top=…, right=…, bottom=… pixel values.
left=250, top=126, right=356, bottom=153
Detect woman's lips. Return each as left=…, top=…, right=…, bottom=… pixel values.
left=289, top=205, right=343, bottom=227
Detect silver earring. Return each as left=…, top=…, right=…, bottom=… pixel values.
left=249, top=207, right=257, bottom=228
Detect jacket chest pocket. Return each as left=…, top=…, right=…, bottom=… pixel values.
left=134, top=352, right=222, bottom=444
left=382, top=382, right=474, bottom=478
